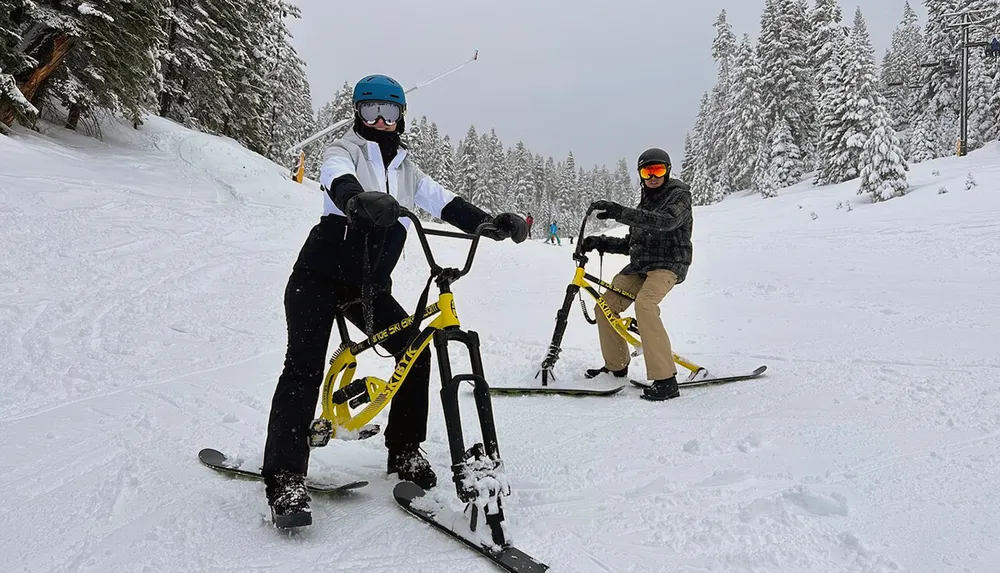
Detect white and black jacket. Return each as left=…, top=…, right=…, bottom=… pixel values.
left=293, top=129, right=491, bottom=287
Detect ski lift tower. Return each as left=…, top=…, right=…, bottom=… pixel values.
left=944, top=8, right=994, bottom=156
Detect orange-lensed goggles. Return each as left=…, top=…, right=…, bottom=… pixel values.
left=639, top=163, right=669, bottom=180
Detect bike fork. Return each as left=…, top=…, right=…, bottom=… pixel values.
left=538, top=283, right=581, bottom=385
left=434, top=327, right=509, bottom=546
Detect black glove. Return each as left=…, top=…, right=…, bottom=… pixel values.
left=591, top=200, right=624, bottom=221
left=483, top=212, right=528, bottom=243
left=580, top=235, right=608, bottom=254
left=345, top=191, right=400, bottom=229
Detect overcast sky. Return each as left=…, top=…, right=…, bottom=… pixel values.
left=287, top=1, right=926, bottom=170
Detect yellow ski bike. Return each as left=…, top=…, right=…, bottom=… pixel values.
left=490, top=205, right=765, bottom=397
left=308, top=208, right=548, bottom=573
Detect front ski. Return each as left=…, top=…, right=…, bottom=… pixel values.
left=393, top=481, right=549, bottom=572
left=489, top=384, right=624, bottom=397
left=198, top=448, right=367, bottom=493
left=630, top=365, right=767, bottom=390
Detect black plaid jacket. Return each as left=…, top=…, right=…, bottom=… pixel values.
left=603, top=178, right=693, bottom=283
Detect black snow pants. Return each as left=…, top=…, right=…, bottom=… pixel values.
left=262, top=267, right=431, bottom=477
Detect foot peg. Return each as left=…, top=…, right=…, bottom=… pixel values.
left=331, top=378, right=372, bottom=408
left=309, top=418, right=333, bottom=448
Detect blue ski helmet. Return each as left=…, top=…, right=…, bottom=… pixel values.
left=353, top=74, right=406, bottom=109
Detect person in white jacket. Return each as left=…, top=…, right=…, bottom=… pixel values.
left=261, top=74, right=527, bottom=528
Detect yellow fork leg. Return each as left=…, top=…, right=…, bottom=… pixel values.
left=673, top=353, right=707, bottom=380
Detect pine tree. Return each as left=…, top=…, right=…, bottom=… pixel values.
left=680, top=133, right=695, bottom=182
left=612, top=158, right=635, bottom=206
left=726, top=34, right=766, bottom=192
left=306, top=82, right=353, bottom=179
left=555, top=151, right=577, bottom=222
left=688, top=92, right=721, bottom=205
left=919, top=0, right=963, bottom=158
left=858, top=102, right=908, bottom=202
left=817, top=11, right=880, bottom=185
left=707, top=10, right=737, bottom=191
left=908, top=105, right=941, bottom=162
left=768, top=116, right=802, bottom=191
left=809, top=0, right=845, bottom=78
left=880, top=2, right=924, bottom=156
left=509, top=141, right=534, bottom=213
left=967, top=49, right=993, bottom=148
left=421, top=121, right=442, bottom=180
left=757, top=0, right=818, bottom=172
left=437, top=135, right=456, bottom=190
left=457, top=125, right=480, bottom=203
left=0, top=0, right=38, bottom=126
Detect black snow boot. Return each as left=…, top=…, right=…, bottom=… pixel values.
left=387, top=443, right=438, bottom=490
left=641, top=376, right=680, bottom=401
left=584, top=365, right=628, bottom=379
left=265, top=470, right=312, bottom=529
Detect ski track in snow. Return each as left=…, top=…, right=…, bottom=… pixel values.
left=2, top=117, right=1000, bottom=572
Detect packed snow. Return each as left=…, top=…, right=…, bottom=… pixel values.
left=2, top=115, right=999, bottom=572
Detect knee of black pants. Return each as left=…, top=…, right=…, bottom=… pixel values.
left=395, top=349, right=431, bottom=388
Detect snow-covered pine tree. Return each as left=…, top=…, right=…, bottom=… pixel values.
left=767, top=116, right=803, bottom=192
left=818, top=11, right=880, bottom=185
left=305, top=82, right=353, bottom=179
left=880, top=1, right=924, bottom=156
left=555, top=151, right=577, bottom=224
left=858, top=101, right=908, bottom=202
left=259, top=14, right=314, bottom=164
left=612, top=158, right=635, bottom=207
left=809, top=0, right=845, bottom=78
left=530, top=153, right=545, bottom=212
left=908, top=104, right=941, bottom=162
left=436, top=135, right=456, bottom=191
left=679, top=133, right=695, bottom=183
left=812, top=1, right=847, bottom=184
left=28, top=0, right=161, bottom=130
left=726, top=34, right=766, bottom=192
left=0, top=3, right=83, bottom=127
left=919, top=0, right=963, bottom=158
left=457, top=125, right=480, bottom=203
left=967, top=49, right=993, bottom=149
left=708, top=9, right=737, bottom=192
left=688, top=92, right=722, bottom=205
left=421, top=121, right=442, bottom=181
left=0, top=1, right=39, bottom=126
left=406, top=115, right=427, bottom=165
left=509, top=141, right=534, bottom=214
left=757, top=0, right=817, bottom=173
left=958, top=0, right=999, bottom=146
left=480, top=129, right=506, bottom=214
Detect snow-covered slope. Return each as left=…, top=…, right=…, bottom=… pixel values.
left=2, top=116, right=998, bottom=573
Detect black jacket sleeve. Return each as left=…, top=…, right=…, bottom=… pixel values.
left=603, top=235, right=630, bottom=255
left=326, top=174, right=366, bottom=212
left=616, top=191, right=692, bottom=231
left=440, top=197, right=493, bottom=235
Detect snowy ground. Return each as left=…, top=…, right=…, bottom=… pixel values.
left=2, top=116, right=999, bottom=573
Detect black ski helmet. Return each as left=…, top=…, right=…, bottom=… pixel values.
left=637, top=147, right=671, bottom=170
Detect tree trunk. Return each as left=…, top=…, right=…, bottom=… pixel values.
left=0, top=33, right=75, bottom=126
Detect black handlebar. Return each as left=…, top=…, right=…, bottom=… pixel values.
left=572, top=205, right=597, bottom=263
left=399, top=207, right=498, bottom=282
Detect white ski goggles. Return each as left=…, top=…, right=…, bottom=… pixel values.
left=356, top=101, right=403, bottom=125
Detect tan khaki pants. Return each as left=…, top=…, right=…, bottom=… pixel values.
left=596, top=269, right=678, bottom=380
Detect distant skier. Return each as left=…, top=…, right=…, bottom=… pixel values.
left=547, top=220, right=561, bottom=245
left=262, top=73, right=527, bottom=528
left=525, top=212, right=534, bottom=238
left=579, top=148, right=692, bottom=401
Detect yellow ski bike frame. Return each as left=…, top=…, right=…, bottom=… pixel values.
left=306, top=209, right=547, bottom=567
left=509, top=205, right=766, bottom=397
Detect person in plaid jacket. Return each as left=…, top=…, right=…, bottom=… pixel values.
left=579, top=147, right=693, bottom=401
